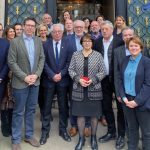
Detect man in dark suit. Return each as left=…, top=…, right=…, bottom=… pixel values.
left=40, top=23, right=71, bottom=145
left=8, top=17, right=45, bottom=150
left=114, top=27, right=135, bottom=149
left=0, top=38, right=9, bottom=104
left=93, top=20, right=123, bottom=146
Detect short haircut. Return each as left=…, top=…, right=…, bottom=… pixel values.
left=23, top=17, right=37, bottom=25
left=51, top=23, right=64, bottom=32
left=96, top=15, right=105, bottom=21
left=126, top=36, right=144, bottom=50
left=122, top=26, right=135, bottom=36
left=101, top=20, right=114, bottom=29
left=14, top=23, right=22, bottom=27
left=80, top=33, right=94, bottom=45
left=73, top=20, right=85, bottom=27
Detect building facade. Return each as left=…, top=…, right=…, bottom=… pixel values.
left=0, top=0, right=149, bottom=48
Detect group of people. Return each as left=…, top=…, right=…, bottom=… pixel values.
left=0, top=11, right=150, bottom=150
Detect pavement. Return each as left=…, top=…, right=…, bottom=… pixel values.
left=0, top=105, right=128, bottom=150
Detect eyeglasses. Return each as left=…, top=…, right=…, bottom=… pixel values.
left=52, top=31, right=62, bottom=34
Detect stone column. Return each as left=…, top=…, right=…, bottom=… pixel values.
left=0, top=0, right=5, bottom=26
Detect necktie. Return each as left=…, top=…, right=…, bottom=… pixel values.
left=55, top=42, right=59, bottom=65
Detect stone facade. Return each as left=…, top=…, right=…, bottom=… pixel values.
left=0, top=0, right=5, bottom=25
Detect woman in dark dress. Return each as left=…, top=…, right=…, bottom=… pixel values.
left=69, top=34, right=106, bottom=150
left=113, top=15, right=126, bottom=46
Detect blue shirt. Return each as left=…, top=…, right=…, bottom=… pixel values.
left=75, top=35, right=83, bottom=51
left=23, top=33, right=35, bottom=72
left=124, top=53, right=142, bottom=96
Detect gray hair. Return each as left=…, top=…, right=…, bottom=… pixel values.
left=50, top=23, right=64, bottom=32
left=101, top=20, right=114, bottom=29
left=73, top=20, right=85, bottom=28
left=122, top=26, right=135, bottom=35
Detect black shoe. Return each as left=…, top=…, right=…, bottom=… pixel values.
left=75, top=137, right=85, bottom=150
left=91, top=135, right=98, bottom=150
left=115, top=136, right=125, bottom=149
left=98, top=133, right=116, bottom=143
left=40, top=134, right=49, bottom=145
left=59, top=131, right=71, bottom=142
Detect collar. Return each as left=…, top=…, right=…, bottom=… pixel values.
left=75, top=34, right=83, bottom=39
left=103, top=35, right=113, bottom=43
left=53, top=40, right=61, bottom=45
left=23, top=33, right=34, bottom=40
left=130, top=53, right=142, bottom=62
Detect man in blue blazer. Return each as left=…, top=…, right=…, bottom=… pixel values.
left=41, top=23, right=71, bottom=144
left=0, top=38, right=9, bottom=104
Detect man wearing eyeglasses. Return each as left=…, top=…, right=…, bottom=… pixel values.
left=8, top=17, right=45, bottom=150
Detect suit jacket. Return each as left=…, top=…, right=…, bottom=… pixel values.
left=67, top=34, right=79, bottom=56
left=114, top=45, right=127, bottom=97
left=69, top=50, right=106, bottom=101
left=8, top=35, right=45, bottom=89
left=119, top=55, right=150, bottom=111
left=0, top=38, right=9, bottom=80
left=42, top=37, right=71, bottom=88
left=93, top=36, right=122, bottom=83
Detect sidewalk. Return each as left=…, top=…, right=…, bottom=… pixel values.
left=0, top=107, right=127, bottom=150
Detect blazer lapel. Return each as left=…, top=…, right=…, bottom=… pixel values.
left=32, top=37, right=38, bottom=71
left=59, top=39, right=65, bottom=64
left=49, top=40, right=56, bottom=66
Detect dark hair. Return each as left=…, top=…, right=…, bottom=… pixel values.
left=14, top=23, right=22, bottom=27
left=23, top=17, right=37, bottom=25
left=3, top=25, right=15, bottom=38
left=61, top=10, right=72, bottom=24
left=80, top=33, right=94, bottom=45
left=82, top=17, right=91, bottom=23
left=96, top=15, right=105, bottom=21
left=126, top=36, right=144, bottom=50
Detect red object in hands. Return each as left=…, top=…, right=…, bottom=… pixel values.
left=81, top=76, right=90, bottom=81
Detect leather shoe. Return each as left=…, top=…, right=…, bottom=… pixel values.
left=99, top=117, right=107, bottom=126
left=59, top=131, right=71, bottom=142
left=84, top=127, right=91, bottom=137
left=40, top=134, right=49, bottom=145
left=115, top=136, right=125, bottom=149
left=98, top=133, right=116, bottom=143
left=24, top=137, right=40, bottom=147
left=91, top=135, right=98, bottom=150
left=12, top=144, right=21, bottom=150
left=75, top=137, right=85, bottom=150
left=69, top=127, right=78, bottom=137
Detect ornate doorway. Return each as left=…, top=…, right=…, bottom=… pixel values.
left=5, top=0, right=46, bottom=25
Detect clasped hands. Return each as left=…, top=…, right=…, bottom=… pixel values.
left=123, top=97, right=138, bottom=108
left=79, top=78, right=92, bottom=87
left=53, top=73, right=61, bottom=82
left=24, top=74, right=38, bottom=85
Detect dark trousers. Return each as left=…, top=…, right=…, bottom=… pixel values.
left=0, top=81, right=7, bottom=103
left=116, top=98, right=125, bottom=137
left=41, top=85, right=69, bottom=135
left=123, top=102, right=150, bottom=150
left=102, top=76, right=116, bottom=134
